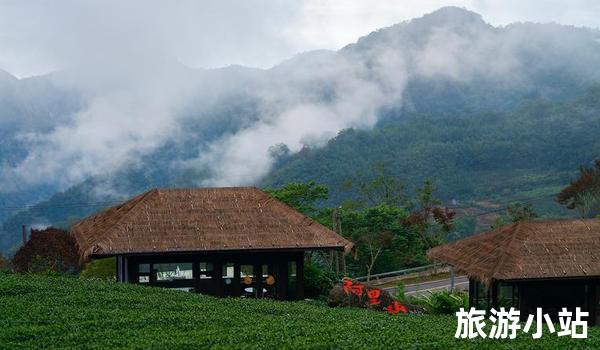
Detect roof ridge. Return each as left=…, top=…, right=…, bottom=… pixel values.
left=490, top=221, right=522, bottom=280
left=152, top=186, right=259, bottom=191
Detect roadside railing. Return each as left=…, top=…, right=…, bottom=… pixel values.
left=354, top=263, right=447, bottom=282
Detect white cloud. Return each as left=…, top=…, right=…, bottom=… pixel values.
left=0, top=1, right=599, bottom=193
left=1, top=1, right=599, bottom=78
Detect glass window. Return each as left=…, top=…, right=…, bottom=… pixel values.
left=287, top=261, right=297, bottom=300
left=199, top=262, right=213, bottom=279
left=240, top=265, right=254, bottom=278
left=138, top=275, right=149, bottom=283
left=223, top=263, right=235, bottom=285
left=138, top=264, right=150, bottom=273
left=240, top=265, right=256, bottom=298
left=474, top=281, right=489, bottom=310
left=136, top=263, right=151, bottom=284
left=263, top=264, right=276, bottom=298
left=498, top=283, right=518, bottom=308
left=154, top=263, right=193, bottom=281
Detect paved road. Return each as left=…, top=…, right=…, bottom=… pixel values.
left=383, top=275, right=469, bottom=296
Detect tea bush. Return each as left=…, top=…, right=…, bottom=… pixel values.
left=303, top=261, right=336, bottom=299
left=410, top=290, right=469, bottom=315
left=79, top=257, right=116, bottom=281
left=0, top=272, right=598, bottom=349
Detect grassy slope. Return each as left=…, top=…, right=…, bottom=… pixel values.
left=0, top=273, right=599, bottom=349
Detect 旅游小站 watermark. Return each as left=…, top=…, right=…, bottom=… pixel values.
left=455, top=307, right=588, bottom=339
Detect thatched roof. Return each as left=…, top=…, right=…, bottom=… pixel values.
left=72, top=187, right=354, bottom=261
left=427, top=219, right=600, bottom=284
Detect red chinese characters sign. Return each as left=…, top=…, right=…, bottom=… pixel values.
left=342, top=278, right=408, bottom=315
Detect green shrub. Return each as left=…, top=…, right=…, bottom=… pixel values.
left=0, top=254, right=8, bottom=271
left=304, top=261, right=336, bottom=300
left=80, top=257, right=116, bottom=281
left=410, top=290, right=468, bottom=315
left=395, top=281, right=407, bottom=303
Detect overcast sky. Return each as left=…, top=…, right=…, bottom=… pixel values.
left=0, top=0, right=599, bottom=78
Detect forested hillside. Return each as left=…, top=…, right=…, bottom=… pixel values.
left=263, top=88, right=600, bottom=207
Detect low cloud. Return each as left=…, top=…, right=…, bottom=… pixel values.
left=1, top=3, right=599, bottom=196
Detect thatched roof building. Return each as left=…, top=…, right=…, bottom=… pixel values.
left=428, top=219, right=600, bottom=284
left=72, top=187, right=353, bottom=300
left=428, top=219, right=600, bottom=325
left=72, top=187, right=353, bottom=261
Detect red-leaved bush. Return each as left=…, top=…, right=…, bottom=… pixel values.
left=12, top=227, right=80, bottom=274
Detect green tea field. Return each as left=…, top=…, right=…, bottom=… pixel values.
left=0, top=272, right=598, bottom=349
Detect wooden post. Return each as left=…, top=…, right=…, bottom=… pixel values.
left=587, top=282, right=596, bottom=326
left=468, top=278, right=475, bottom=308
left=214, top=261, right=224, bottom=297
left=329, top=250, right=334, bottom=273
left=254, top=263, right=263, bottom=298
left=123, top=256, right=129, bottom=283
left=233, top=263, right=241, bottom=297
left=193, top=261, right=200, bottom=293
left=491, top=281, right=498, bottom=311
left=116, top=256, right=123, bottom=282
left=279, top=260, right=288, bottom=300
left=296, top=253, right=304, bottom=300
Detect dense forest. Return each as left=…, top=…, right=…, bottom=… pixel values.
left=263, top=87, right=600, bottom=209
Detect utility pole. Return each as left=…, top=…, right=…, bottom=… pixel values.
left=332, top=207, right=346, bottom=275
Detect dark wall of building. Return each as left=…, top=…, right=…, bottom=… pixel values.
left=116, top=251, right=305, bottom=301
left=469, top=278, right=600, bottom=325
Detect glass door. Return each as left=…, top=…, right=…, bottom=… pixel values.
left=222, top=262, right=236, bottom=296
left=197, top=262, right=215, bottom=294
left=240, top=264, right=257, bottom=298
left=262, top=264, right=278, bottom=299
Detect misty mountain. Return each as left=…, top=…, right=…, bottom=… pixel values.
left=2, top=7, right=600, bottom=253
left=0, top=70, right=84, bottom=223
left=261, top=86, right=600, bottom=205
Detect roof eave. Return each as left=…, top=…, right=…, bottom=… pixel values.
left=88, top=245, right=351, bottom=259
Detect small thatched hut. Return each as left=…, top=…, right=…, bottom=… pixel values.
left=71, top=187, right=354, bottom=300
left=428, top=219, right=600, bottom=324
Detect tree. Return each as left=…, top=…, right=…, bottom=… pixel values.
left=341, top=204, right=425, bottom=277
left=0, top=253, right=7, bottom=271
left=506, top=202, right=538, bottom=222
left=342, top=163, right=407, bottom=209
left=12, top=227, right=80, bottom=274
left=265, top=181, right=328, bottom=217
left=400, top=180, right=455, bottom=250
left=557, top=160, right=600, bottom=217
left=362, top=230, right=394, bottom=281
left=265, top=181, right=341, bottom=276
